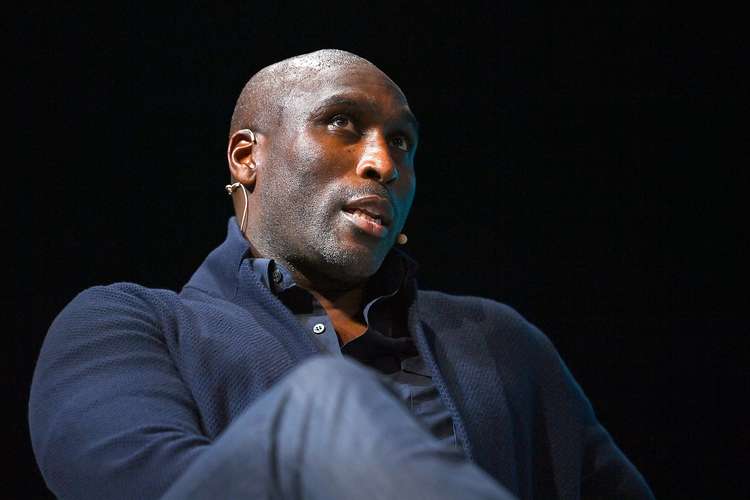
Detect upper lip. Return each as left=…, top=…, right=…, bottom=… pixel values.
left=342, top=195, right=395, bottom=227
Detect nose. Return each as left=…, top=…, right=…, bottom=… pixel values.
left=355, top=135, right=399, bottom=184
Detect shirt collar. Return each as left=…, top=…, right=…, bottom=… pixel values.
left=247, top=249, right=416, bottom=300
left=182, top=216, right=419, bottom=301
left=249, top=258, right=296, bottom=295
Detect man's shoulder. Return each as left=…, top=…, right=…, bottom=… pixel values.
left=52, top=282, right=182, bottom=331
left=65, top=281, right=180, bottom=310
left=416, top=289, right=554, bottom=354
left=417, top=289, right=522, bottom=321
left=416, top=289, right=533, bottom=330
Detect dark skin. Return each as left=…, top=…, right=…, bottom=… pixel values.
left=227, top=61, right=418, bottom=345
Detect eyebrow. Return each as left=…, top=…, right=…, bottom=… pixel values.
left=310, top=94, right=420, bottom=134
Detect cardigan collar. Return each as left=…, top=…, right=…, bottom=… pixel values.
left=181, top=217, right=252, bottom=301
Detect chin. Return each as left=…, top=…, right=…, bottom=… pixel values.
left=316, top=238, right=388, bottom=283
left=325, top=250, right=384, bottom=281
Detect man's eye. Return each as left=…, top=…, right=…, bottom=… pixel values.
left=329, top=114, right=352, bottom=129
left=390, top=136, right=410, bottom=151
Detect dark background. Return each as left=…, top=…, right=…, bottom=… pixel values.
left=16, top=3, right=744, bottom=499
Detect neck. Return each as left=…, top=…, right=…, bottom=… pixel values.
left=276, top=257, right=371, bottom=345
left=287, top=261, right=370, bottom=345
left=309, top=285, right=368, bottom=346
left=278, top=257, right=368, bottom=317
left=245, top=230, right=371, bottom=295
left=310, top=286, right=364, bottom=320
left=245, top=233, right=373, bottom=343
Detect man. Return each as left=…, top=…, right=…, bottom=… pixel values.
left=29, top=49, right=654, bottom=499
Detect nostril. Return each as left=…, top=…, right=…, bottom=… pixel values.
left=364, top=167, right=380, bottom=180
left=357, top=158, right=398, bottom=183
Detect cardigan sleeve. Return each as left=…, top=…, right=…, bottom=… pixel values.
left=529, top=324, right=656, bottom=499
left=29, top=285, right=211, bottom=499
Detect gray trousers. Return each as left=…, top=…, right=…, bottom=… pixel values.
left=162, top=356, right=515, bottom=500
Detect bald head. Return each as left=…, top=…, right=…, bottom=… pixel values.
left=229, top=49, right=384, bottom=137
left=225, top=48, right=417, bottom=288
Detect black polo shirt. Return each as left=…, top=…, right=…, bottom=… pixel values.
left=249, top=253, right=459, bottom=449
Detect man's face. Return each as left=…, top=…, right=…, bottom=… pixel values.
left=249, top=63, right=418, bottom=285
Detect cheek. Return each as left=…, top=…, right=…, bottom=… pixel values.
left=265, top=141, right=318, bottom=192
left=291, top=129, right=358, bottom=176
left=259, top=144, right=340, bottom=214
left=396, top=174, right=417, bottom=214
left=289, top=130, right=327, bottom=169
left=277, top=152, right=339, bottom=201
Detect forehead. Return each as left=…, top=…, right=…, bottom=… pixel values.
left=283, top=64, right=414, bottom=123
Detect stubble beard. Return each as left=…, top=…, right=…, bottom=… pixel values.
left=256, top=183, right=386, bottom=288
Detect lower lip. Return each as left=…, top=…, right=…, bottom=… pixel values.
left=341, top=211, right=390, bottom=238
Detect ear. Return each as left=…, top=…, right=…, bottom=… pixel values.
left=227, top=129, right=259, bottom=188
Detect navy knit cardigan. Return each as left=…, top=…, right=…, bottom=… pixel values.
left=29, top=219, right=654, bottom=499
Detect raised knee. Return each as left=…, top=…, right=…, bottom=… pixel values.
left=286, top=355, right=373, bottom=391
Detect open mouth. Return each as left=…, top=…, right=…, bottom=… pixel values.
left=341, top=195, right=394, bottom=239
left=342, top=207, right=385, bottom=226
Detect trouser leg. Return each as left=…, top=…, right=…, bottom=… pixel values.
left=162, top=355, right=515, bottom=500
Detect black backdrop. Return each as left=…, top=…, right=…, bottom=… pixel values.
left=17, top=3, right=744, bottom=499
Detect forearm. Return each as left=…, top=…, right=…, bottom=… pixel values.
left=29, top=286, right=210, bottom=498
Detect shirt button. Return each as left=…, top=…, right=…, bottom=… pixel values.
left=312, top=323, right=326, bottom=334
left=271, top=268, right=283, bottom=284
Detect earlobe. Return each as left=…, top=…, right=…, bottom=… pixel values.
left=227, top=129, right=259, bottom=187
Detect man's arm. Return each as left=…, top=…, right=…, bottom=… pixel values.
left=529, top=322, right=655, bottom=499
left=420, top=292, right=654, bottom=498
left=29, top=285, right=210, bottom=499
